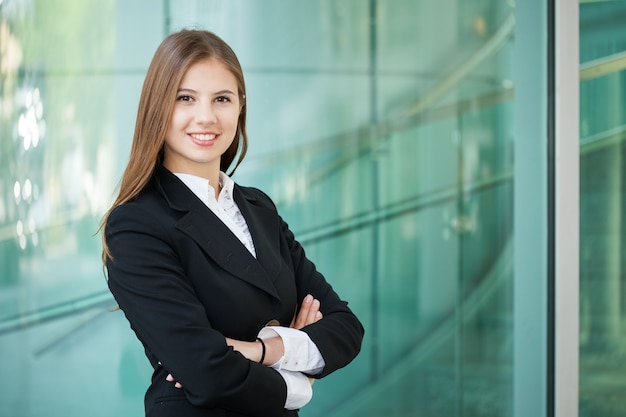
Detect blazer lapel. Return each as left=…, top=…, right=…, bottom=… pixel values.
left=154, top=166, right=281, bottom=300
left=233, top=186, right=283, bottom=281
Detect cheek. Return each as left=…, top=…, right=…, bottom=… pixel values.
left=219, top=109, right=241, bottom=130
left=230, top=117, right=241, bottom=133
left=169, top=108, right=188, bottom=130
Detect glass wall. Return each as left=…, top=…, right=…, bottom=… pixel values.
left=0, top=1, right=549, bottom=416
left=579, top=2, right=626, bottom=416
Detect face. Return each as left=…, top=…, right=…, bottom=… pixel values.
left=163, top=58, right=241, bottom=177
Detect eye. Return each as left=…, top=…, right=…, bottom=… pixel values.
left=176, top=95, right=193, bottom=102
left=215, top=96, right=232, bottom=103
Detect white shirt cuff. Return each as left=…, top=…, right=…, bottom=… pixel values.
left=258, top=326, right=325, bottom=374
left=277, top=369, right=313, bottom=410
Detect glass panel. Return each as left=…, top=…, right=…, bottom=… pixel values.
left=0, top=1, right=548, bottom=416
left=0, top=1, right=148, bottom=416
left=579, top=2, right=626, bottom=416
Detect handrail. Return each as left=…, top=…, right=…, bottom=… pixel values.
left=405, top=13, right=515, bottom=117
left=580, top=124, right=626, bottom=155
left=0, top=290, right=115, bottom=335
left=580, top=50, right=626, bottom=81
left=296, top=169, right=512, bottom=245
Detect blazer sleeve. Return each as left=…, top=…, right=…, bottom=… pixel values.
left=253, top=189, right=365, bottom=378
left=105, top=202, right=288, bottom=416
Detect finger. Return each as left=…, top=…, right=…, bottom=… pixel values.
left=166, top=374, right=174, bottom=382
left=289, top=305, right=299, bottom=328
left=175, top=382, right=183, bottom=389
left=292, top=295, right=313, bottom=329
left=306, top=298, right=321, bottom=325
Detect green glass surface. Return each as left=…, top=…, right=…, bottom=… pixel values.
left=579, top=2, right=626, bottom=416
left=0, top=1, right=548, bottom=416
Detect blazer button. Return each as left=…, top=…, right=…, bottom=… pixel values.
left=265, top=319, right=280, bottom=326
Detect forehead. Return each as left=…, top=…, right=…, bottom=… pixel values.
left=179, top=58, right=238, bottom=90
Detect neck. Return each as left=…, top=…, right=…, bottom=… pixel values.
left=162, top=158, right=221, bottom=190
left=210, top=172, right=222, bottom=199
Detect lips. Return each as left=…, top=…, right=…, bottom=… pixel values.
left=189, top=132, right=218, bottom=146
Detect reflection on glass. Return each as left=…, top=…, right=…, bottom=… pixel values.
left=579, top=2, right=626, bottom=417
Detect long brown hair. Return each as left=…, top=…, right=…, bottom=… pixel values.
left=101, top=30, right=248, bottom=262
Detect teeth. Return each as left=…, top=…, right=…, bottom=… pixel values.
left=190, top=133, right=216, bottom=141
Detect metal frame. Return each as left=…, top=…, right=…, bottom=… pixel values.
left=553, top=0, right=580, bottom=416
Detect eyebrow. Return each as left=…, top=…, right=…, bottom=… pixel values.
left=177, top=88, right=237, bottom=96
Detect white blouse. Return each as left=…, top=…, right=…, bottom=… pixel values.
left=173, top=172, right=325, bottom=410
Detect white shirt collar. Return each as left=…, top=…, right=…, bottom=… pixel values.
left=173, top=171, right=235, bottom=204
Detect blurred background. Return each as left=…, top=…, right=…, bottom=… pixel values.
left=0, top=1, right=624, bottom=416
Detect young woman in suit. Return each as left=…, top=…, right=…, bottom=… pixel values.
left=101, top=29, right=364, bottom=417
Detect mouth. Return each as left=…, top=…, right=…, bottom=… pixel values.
left=189, top=132, right=218, bottom=145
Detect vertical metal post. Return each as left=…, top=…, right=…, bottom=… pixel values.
left=553, top=0, right=579, bottom=416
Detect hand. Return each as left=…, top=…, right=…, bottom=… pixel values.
left=166, top=373, right=183, bottom=389
left=158, top=362, right=182, bottom=389
left=163, top=360, right=315, bottom=390
left=290, top=294, right=323, bottom=330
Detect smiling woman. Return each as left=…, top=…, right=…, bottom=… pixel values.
left=100, top=29, right=364, bottom=417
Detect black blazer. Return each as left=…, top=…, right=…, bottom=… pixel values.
left=105, top=166, right=364, bottom=417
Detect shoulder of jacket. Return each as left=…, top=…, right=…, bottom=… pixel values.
left=235, top=184, right=276, bottom=207
left=108, top=185, right=168, bottom=223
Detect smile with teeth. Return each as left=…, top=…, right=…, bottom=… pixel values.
left=189, top=133, right=217, bottom=141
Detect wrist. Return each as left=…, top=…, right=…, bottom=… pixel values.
left=257, top=338, right=266, bottom=365
left=262, top=336, right=285, bottom=366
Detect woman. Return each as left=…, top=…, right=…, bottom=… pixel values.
left=101, top=29, right=364, bottom=417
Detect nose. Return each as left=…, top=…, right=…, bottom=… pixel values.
left=196, top=100, right=217, bottom=125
